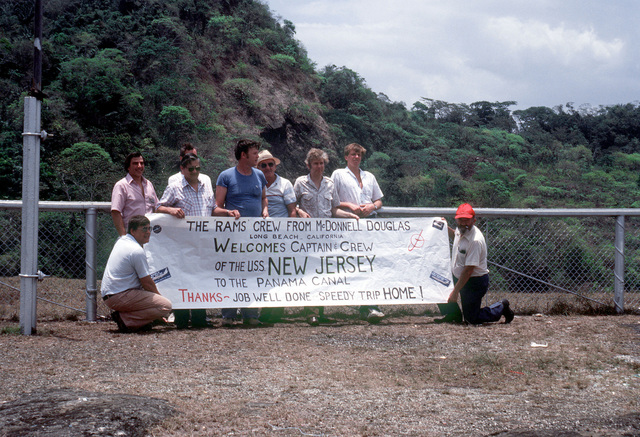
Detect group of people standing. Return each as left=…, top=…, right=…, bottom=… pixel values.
left=101, top=139, right=515, bottom=333
left=101, top=139, right=389, bottom=332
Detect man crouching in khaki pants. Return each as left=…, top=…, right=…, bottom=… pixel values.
left=101, top=215, right=172, bottom=333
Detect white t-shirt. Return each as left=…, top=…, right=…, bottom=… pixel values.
left=266, top=174, right=296, bottom=217
left=101, top=234, right=151, bottom=297
left=451, top=225, right=489, bottom=278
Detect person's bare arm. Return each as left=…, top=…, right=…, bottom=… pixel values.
left=332, top=207, right=359, bottom=219
left=359, top=199, right=382, bottom=217
left=261, top=188, right=269, bottom=218
left=448, top=265, right=474, bottom=303
left=111, top=210, right=126, bottom=236
left=296, top=206, right=310, bottom=218
left=212, top=207, right=240, bottom=219
left=156, top=205, right=185, bottom=219
left=286, top=202, right=297, bottom=218
left=338, top=201, right=362, bottom=215
left=215, top=186, right=228, bottom=209
left=139, top=275, right=160, bottom=294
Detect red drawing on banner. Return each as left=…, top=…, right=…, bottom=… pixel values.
left=408, top=229, right=425, bottom=252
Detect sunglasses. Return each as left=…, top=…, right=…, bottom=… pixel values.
left=260, top=162, right=275, bottom=169
left=188, top=166, right=201, bottom=172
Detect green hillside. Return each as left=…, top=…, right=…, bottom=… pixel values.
left=2, top=0, right=640, bottom=208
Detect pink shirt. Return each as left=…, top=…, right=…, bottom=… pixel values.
left=111, top=173, right=158, bottom=227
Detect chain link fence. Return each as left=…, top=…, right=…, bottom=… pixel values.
left=0, top=206, right=117, bottom=321
left=481, top=216, right=640, bottom=314
left=1, top=204, right=639, bottom=322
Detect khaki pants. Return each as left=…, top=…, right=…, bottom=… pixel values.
left=105, top=289, right=172, bottom=329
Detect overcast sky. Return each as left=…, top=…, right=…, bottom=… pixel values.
left=264, top=0, right=640, bottom=110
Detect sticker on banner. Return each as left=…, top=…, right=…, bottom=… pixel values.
left=430, top=271, right=451, bottom=286
left=151, top=267, right=171, bottom=283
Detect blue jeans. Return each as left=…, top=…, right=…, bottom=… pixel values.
left=457, top=274, right=504, bottom=324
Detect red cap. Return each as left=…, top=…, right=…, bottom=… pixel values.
left=455, top=203, right=475, bottom=219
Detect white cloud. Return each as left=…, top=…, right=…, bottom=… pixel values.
left=485, top=17, right=624, bottom=66
left=266, top=0, right=640, bottom=109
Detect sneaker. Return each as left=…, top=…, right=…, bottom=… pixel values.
left=502, top=299, right=515, bottom=324
left=307, top=316, right=319, bottom=326
left=367, top=309, right=385, bottom=323
left=110, top=311, right=130, bottom=333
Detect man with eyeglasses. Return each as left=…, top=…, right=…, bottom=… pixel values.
left=215, top=139, right=268, bottom=326
left=156, top=153, right=238, bottom=328
left=101, top=215, right=173, bottom=333
left=257, top=149, right=306, bottom=219
left=168, top=143, right=213, bottom=194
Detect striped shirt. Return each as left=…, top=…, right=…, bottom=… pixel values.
left=158, top=174, right=215, bottom=216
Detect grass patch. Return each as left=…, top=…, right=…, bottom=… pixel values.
left=0, top=325, right=21, bottom=335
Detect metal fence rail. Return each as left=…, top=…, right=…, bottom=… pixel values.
left=1, top=201, right=639, bottom=322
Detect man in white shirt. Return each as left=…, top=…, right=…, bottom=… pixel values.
left=332, top=143, right=383, bottom=218
left=447, top=203, right=514, bottom=324
left=331, top=143, right=385, bottom=323
left=101, top=215, right=172, bottom=333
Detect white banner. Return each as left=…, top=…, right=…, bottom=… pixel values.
left=145, top=214, right=453, bottom=309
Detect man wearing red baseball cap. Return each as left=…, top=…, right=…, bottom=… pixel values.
left=446, top=203, right=515, bottom=324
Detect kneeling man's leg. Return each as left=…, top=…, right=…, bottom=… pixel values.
left=106, top=289, right=172, bottom=329
left=460, top=275, right=501, bottom=324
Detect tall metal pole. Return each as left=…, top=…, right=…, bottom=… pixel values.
left=20, top=0, right=44, bottom=335
left=20, top=97, right=41, bottom=335
left=614, top=215, right=625, bottom=313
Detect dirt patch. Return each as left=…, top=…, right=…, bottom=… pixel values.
left=0, top=313, right=638, bottom=436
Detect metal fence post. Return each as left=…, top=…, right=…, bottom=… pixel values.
left=85, top=208, right=98, bottom=321
left=19, top=96, right=41, bottom=335
left=614, top=215, right=625, bottom=313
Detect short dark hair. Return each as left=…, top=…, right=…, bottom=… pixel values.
left=234, top=139, right=260, bottom=160
left=124, top=152, right=144, bottom=173
left=179, top=143, right=195, bottom=158
left=180, top=152, right=199, bottom=168
left=127, top=215, right=150, bottom=233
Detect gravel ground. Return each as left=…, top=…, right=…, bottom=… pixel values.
left=0, top=313, right=639, bottom=436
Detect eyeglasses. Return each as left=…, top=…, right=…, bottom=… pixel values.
left=259, top=162, right=275, bottom=169
left=187, top=166, right=201, bottom=172
left=141, top=226, right=151, bottom=232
